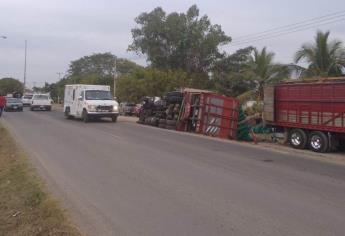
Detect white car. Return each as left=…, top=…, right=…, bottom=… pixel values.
left=22, top=94, right=33, bottom=106
left=31, top=94, right=52, bottom=111
left=63, top=84, right=119, bottom=122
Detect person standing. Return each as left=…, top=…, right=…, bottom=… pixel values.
left=0, top=93, right=6, bottom=117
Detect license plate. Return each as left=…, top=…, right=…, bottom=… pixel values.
left=13, top=106, right=17, bottom=109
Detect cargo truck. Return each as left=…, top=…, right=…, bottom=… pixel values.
left=263, top=78, right=345, bottom=153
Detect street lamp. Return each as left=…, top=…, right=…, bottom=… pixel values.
left=23, top=40, right=27, bottom=93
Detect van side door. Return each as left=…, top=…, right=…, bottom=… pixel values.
left=76, top=90, right=84, bottom=116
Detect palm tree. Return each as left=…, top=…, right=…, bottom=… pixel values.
left=249, top=47, right=289, bottom=100
left=294, top=31, right=345, bottom=77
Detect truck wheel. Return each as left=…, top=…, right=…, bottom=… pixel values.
left=64, top=108, right=71, bottom=119
left=289, top=129, right=307, bottom=149
left=112, top=116, right=118, bottom=122
left=309, top=131, right=329, bottom=153
left=82, top=110, right=89, bottom=123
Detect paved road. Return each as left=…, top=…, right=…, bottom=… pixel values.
left=2, top=108, right=345, bottom=236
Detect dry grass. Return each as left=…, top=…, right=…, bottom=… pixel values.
left=0, top=125, right=82, bottom=236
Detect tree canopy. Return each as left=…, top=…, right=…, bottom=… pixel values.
left=129, top=5, right=231, bottom=74
left=68, top=52, right=143, bottom=80
left=249, top=47, right=290, bottom=100
left=213, top=47, right=255, bottom=97
left=0, top=78, right=24, bottom=95
left=116, top=69, right=190, bottom=102
left=295, top=31, right=345, bottom=77
left=41, top=53, right=143, bottom=101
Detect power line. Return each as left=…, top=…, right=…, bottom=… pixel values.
left=230, top=17, right=345, bottom=47
left=232, top=14, right=345, bottom=44
left=232, top=10, right=345, bottom=42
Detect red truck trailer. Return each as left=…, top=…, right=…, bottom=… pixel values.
left=264, top=79, right=345, bottom=152
left=178, top=91, right=240, bottom=140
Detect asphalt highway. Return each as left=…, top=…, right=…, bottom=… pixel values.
left=2, top=108, right=345, bottom=236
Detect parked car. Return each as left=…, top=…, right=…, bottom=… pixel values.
left=22, top=94, right=33, bottom=106
left=63, top=84, right=119, bottom=122
left=119, top=102, right=136, bottom=116
left=5, top=97, right=23, bottom=112
left=31, top=94, right=52, bottom=111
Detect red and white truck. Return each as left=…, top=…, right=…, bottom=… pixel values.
left=263, top=78, right=345, bottom=153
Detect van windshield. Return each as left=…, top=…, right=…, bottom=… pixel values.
left=85, top=90, right=112, bottom=100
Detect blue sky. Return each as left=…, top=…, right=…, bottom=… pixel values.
left=1, top=0, right=345, bottom=87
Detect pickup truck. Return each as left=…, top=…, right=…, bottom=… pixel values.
left=31, top=94, right=52, bottom=111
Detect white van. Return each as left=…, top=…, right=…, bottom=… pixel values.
left=63, top=84, right=119, bottom=122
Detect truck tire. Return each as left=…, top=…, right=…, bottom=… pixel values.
left=289, top=129, right=307, bottom=149
left=82, top=110, right=89, bottom=123
left=112, top=116, right=118, bottom=123
left=309, top=131, right=329, bottom=153
left=64, top=107, right=72, bottom=119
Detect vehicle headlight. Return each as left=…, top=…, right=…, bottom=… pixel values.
left=87, top=105, right=97, bottom=111
left=113, top=105, right=118, bottom=112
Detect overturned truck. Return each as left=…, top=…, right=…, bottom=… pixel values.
left=138, top=89, right=241, bottom=140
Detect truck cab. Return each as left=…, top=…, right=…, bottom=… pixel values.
left=64, top=84, right=119, bottom=122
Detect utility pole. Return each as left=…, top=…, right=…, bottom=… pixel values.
left=23, top=40, right=27, bottom=93
left=57, top=72, right=63, bottom=80
left=113, top=58, right=117, bottom=98
left=57, top=72, right=63, bottom=104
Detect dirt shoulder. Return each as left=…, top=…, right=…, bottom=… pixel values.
left=0, top=124, right=82, bottom=236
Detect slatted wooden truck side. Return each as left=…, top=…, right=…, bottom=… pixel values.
left=264, top=81, right=345, bottom=152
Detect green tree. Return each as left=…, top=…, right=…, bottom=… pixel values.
left=68, top=52, right=142, bottom=78
left=213, top=47, right=256, bottom=97
left=129, top=5, right=231, bottom=77
left=295, top=31, right=345, bottom=77
left=116, top=68, right=190, bottom=102
left=249, top=47, right=289, bottom=100
left=52, top=53, right=142, bottom=100
left=0, top=78, right=24, bottom=95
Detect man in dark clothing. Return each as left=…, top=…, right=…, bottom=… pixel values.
left=0, top=93, right=6, bottom=117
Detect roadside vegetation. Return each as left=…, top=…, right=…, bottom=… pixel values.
left=0, top=124, right=81, bottom=236
left=3, top=5, right=345, bottom=108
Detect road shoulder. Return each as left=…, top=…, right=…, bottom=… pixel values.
left=0, top=123, right=82, bottom=235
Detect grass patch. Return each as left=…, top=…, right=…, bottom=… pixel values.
left=0, top=124, right=82, bottom=236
